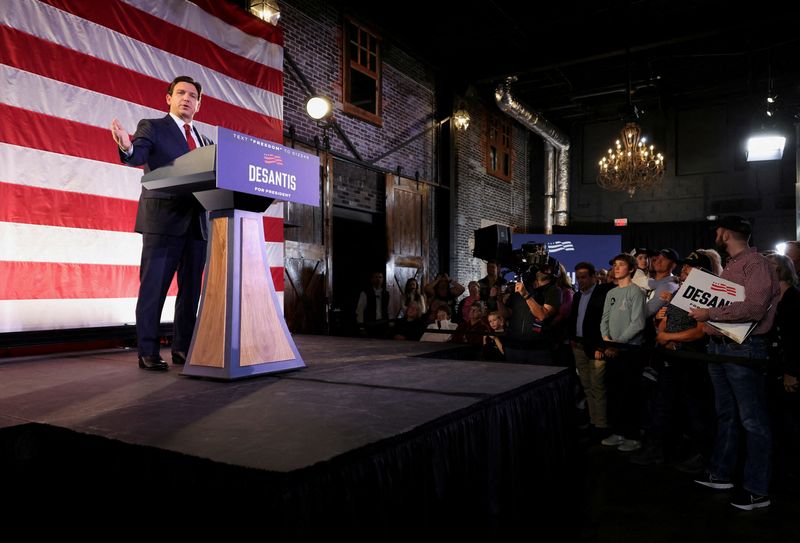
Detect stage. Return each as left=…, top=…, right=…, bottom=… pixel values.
left=0, top=335, right=579, bottom=538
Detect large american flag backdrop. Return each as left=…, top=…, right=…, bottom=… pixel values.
left=0, top=0, right=286, bottom=333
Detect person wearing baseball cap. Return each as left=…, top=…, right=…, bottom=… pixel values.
left=679, top=250, right=714, bottom=274
left=714, top=215, right=752, bottom=241
left=633, top=249, right=716, bottom=468
left=646, top=248, right=681, bottom=319
left=690, top=216, right=779, bottom=510
left=599, top=253, right=647, bottom=452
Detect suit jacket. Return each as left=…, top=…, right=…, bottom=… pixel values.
left=567, top=282, right=614, bottom=357
left=120, top=115, right=212, bottom=237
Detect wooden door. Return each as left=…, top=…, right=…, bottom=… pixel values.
left=385, top=174, right=430, bottom=318
left=283, top=148, right=330, bottom=334
left=284, top=242, right=327, bottom=334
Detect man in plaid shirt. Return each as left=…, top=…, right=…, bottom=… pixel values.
left=689, top=216, right=780, bottom=510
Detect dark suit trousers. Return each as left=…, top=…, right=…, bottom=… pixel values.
left=136, top=232, right=207, bottom=356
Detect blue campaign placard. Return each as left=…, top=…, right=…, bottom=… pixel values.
left=216, top=127, right=320, bottom=207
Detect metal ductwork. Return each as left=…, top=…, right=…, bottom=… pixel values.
left=495, top=78, right=570, bottom=232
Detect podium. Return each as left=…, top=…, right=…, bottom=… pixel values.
left=141, top=129, right=320, bottom=379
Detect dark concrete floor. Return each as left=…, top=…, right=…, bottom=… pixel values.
left=580, top=441, right=800, bottom=543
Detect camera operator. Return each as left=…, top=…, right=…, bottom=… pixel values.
left=497, top=259, right=561, bottom=364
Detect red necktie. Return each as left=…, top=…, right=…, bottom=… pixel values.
left=184, top=123, right=197, bottom=150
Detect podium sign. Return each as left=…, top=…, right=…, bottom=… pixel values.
left=142, top=128, right=321, bottom=380
left=670, top=268, right=756, bottom=344
left=216, top=127, right=320, bottom=206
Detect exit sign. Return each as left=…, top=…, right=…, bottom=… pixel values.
left=614, top=218, right=628, bottom=227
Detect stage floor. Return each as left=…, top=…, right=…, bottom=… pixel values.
left=0, top=335, right=565, bottom=473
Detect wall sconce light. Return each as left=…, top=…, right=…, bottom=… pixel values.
left=453, top=105, right=471, bottom=131
left=305, top=96, right=334, bottom=151
left=305, top=96, right=333, bottom=124
left=249, top=0, right=280, bottom=26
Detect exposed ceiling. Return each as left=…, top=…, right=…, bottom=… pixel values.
left=334, top=0, right=800, bottom=129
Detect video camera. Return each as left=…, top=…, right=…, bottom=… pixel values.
left=472, top=225, right=560, bottom=287
left=505, top=242, right=560, bottom=285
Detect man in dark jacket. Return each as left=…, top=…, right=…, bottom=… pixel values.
left=111, top=76, right=211, bottom=371
left=498, top=257, right=562, bottom=364
left=568, top=262, right=614, bottom=436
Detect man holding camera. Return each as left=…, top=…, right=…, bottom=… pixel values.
left=498, top=258, right=561, bottom=364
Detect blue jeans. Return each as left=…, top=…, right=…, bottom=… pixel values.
left=707, top=336, right=772, bottom=495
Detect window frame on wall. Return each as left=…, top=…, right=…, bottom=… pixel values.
left=342, top=17, right=382, bottom=126
left=485, top=113, right=513, bottom=181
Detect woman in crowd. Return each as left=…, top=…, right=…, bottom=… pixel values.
left=398, top=277, right=426, bottom=318
left=420, top=306, right=458, bottom=342
left=764, top=252, right=800, bottom=482
left=551, top=263, right=575, bottom=366
left=456, top=281, right=481, bottom=324
left=425, top=272, right=465, bottom=323
left=392, top=301, right=428, bottom=341
left=452, top=301, right=491, bottom=347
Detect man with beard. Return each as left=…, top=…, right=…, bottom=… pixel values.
left=689, top=216, right=780, bottom=510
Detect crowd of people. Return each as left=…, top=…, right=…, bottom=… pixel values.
left=354, top=216, right=799, bottom=511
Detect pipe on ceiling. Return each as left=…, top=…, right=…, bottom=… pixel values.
left=495, top=78, right=570, bottom=231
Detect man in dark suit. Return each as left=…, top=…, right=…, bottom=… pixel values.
left=111, top=76, right=211, bottom=371
left=567, top=261, right=614, bottom=438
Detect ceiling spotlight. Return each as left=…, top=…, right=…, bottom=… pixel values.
left=746, top=66, right=785, bottom=162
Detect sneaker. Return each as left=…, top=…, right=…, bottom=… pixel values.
left=601, top=434, right=625, bottom=447
left=694, top=473, right=734, bottom=490
left=630, top=444, right=664, bottom=465
left=642, top=366, right=659, bottom=382
left=617, top=439, right=642, bottom=452
left=674, top=453, right=705, bottom=474
left=730, top=489, right=771, bottom=510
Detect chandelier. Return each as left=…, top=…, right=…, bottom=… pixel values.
left=598, top=121, right=665, bottom=197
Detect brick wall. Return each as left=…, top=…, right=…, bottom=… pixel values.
left=269, top=3, right=795, bottom=318
left=281, top=1, right=437, bottom=213
left=452, top=101, right=533, bottom=285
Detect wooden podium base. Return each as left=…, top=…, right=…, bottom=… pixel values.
left=182, top=209, right=305, bottom=380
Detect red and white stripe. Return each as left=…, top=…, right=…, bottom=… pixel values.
left=0, top=0, right=284, bottom=332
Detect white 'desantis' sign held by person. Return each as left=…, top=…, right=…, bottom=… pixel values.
left=670, top=267, right=757, bottom=344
